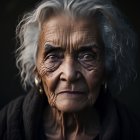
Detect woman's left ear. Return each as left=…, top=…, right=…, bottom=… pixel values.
left=101, top=74, right=108, bottom=93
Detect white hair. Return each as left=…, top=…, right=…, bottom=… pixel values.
left=16, top=0, right=137, bottom=94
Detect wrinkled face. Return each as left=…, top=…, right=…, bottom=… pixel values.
left=36, top=14, right=105, bottom=112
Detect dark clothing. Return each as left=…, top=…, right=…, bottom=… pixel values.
left=0, top=89, right=140, bottom=140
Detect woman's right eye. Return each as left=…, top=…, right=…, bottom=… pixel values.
left=46, top=54, right=58, bottom=61
left=44, top=52, right=63, bottom=62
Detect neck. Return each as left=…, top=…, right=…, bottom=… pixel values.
left=43, top=106, right=100, bottom=139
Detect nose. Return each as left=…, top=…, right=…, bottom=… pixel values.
left=60, top=57, right=81, bottom=83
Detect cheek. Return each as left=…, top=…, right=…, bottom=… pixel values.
left=84, top=67, right=104, bottom=105
left=37, top=59, right=62, bottom=91
left=40, top=72, right=57, bottom=94
left=41, top=75, right=59, bottom=107
left=37, top=60, right=61, bottom=76
left=84, top=65, right=104, bottom=93
left=37, top=61, right=63, bottom=105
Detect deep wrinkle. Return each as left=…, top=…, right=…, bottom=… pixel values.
left=43, top=105, right=100, bottom=140
left=37, top=14, right=105, bottom=110
left=43, top=30, right=100, bottom=53
left=39, top=13, right=102, bottom=52
left=39, top=43, right=103, bottom=75
left=36, top=14, right=105, bottom=139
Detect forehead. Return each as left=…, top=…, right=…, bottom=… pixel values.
left=39, top=14, right=101, bottom=49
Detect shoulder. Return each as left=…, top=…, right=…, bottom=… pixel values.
left=0, top=95, right=25, bottom=139
left=0, top=88, right=45, bottom=140
left=114, top=99, right=140, bottom=122
left=0, top=95, right=25, bottom=120
left=114, top=99, right=140, bottom=138
left=0, top=95, right=25, bottom=116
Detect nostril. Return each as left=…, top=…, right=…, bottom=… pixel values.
left=77, top=72, right=82, bottom=79
left=60, top=72, right=67, bottom=81
left=61, top=77, right=67, bottom=81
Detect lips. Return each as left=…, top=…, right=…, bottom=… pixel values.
left=57, top=90, right=85, bottom=95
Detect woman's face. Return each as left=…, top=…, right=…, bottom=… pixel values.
left=36, top=14, right=105, bottom=112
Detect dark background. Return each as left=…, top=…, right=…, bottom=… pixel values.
left=0, top=0, right=140, bottom=116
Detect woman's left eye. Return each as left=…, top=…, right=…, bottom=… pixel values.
left=78, top=52, right=97, bottom=61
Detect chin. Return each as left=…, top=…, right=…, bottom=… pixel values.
left=55, top=99, right=88, bottom=112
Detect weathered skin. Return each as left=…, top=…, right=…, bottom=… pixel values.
left=36, top=13, right=105, bottom=139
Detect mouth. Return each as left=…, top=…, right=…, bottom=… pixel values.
left=57, top=91, right=85, bottom=95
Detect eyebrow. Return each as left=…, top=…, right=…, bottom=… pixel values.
left=78, top=44, right=98, bottom=52
left=44, top=44, right=64, bottom=54
left=44, top=43, right=99, bottom=55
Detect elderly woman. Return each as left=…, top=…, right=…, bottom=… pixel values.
left=0, top=0, right=139, bottom=139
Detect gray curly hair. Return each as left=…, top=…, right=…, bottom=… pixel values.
left=16, top=0, right=137, bottom=94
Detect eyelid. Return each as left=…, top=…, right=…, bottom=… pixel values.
left=46, top=54, right=58, bottom=60
left=44, top=53, right=62, bottom=62
left=78, top=51, right=96, bottom=58
left=43, top=49, right=64, bottom=61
